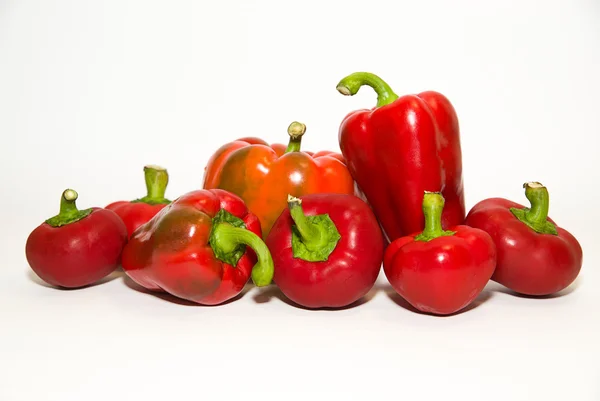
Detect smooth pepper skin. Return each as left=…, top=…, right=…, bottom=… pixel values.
left=465, top=182, right=583, bottom=296
left=202, top=122, right=356, bottom=237
left=383, top=192, right=496, bottom=315
left=106, top=165, right=171, bottom=238
left=25, top=189, right=128, bottom=288
left=336, top=72, right=465, bottom=243
left=121, top=188, right=274, bottom=305
left=266, top=193, right=384, bottom=309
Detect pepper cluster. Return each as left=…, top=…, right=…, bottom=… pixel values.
left=25, top=72, right=583, bottom=315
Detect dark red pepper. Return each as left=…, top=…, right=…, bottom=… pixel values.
left=265, top=193, right=384, bottom=309
left=465, top=182, right=583, bottom=296
left=383, top=192, right=496, bottom=315
left=336, top=72, right=465, bottom=243
left=25, top=189, right=128, bottom=288
left=106, top=165, right=171, bottom=238
left=121, top=188, right=274, bottom=305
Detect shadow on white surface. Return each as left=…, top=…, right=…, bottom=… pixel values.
left=121, top=274, right=251, bottom=306
left=26, top=269, right=124, bottom=290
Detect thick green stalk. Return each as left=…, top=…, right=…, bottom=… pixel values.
left=288, top=195, right=341, bottom=262
left=45, top=189, right=93, bottom=227
left=285, top=121, right=306, bottom=153
left=134, top=165, right=171, bottom=205
left=336, top=72, right=399, bottom=107
left=510, top=182, right=558, bottom=235
left=415, top=192, right=456, bottom=242
left=209, top=210, right=274, bottom=287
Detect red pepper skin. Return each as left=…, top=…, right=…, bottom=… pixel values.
left=105, top=201, right=168, bottom=238
left=121, top=188, right=274, bottom=305
left=383, top=193, right=496, bottom=315
left=336, top=72, right=465, bottom=243
left=25, top=190, right=128, bottom=289
left=465, top=185, right=582, bottom=296
left=266, top=193, right=384, bottom=309
left=106, top=165, right=171, bottom=238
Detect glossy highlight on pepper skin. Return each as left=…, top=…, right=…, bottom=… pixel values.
left=336, top=72, right=465, bottom=243
left=121, top=188, right=268, bottom=305
left=266, top=193, right=384, bottom=309
left=202, top=123, right=356, bottom=237
left=465, top=183, right=583, bottom=296
left=383, top=192, right=496, bottom=315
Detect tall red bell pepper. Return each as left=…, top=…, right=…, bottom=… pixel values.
left=336, top=72, right=465, bottom=243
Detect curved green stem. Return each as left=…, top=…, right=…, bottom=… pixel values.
left=288, top=195, right=341, bottom=261
left=415, top=192, right=456, bottom=242
left=510, top=182, right=558, bottom=235
left=134, top=165, right=171, bottom=205
left=45, top=189, right=93, bottom=227
left=336, top=72, right=399, bottom=108
left=209, top=210, right=274, bottom=287
left=289, top=195, right=322, bottom=246
left=284, top=121, right=306, bottom=153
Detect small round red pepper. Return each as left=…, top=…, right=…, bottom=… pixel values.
left=25, top=189, right=128, bottom=288
left=465, top=182, right=583, bottom=296
left=266, top=193, right=384, bottom=309
left=121, top=188, right=274, bottom=305
left=383, top=192, right=496, bottom=315
left=106, top=165, right=171, bottom=238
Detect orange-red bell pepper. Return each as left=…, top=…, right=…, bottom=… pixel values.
left=202, top=121, right=356, bottom=236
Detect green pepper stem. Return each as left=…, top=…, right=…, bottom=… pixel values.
left=415, top=192, right=455, bottom=242
left=287, top=195, right=342, bottom=262
left=523, top=182, right=550, bottom=225
left=60, top=189, right=79, bottom=216
left=135, top=165, right=170, bottom=205
left=509, top=182, right=558, bottom=235
left=288, top=195, right=322, bottom=247
left=45, top=189, right=93, bottom=227
left=336, top=72, right=399, bottom=108
left=284, top=121, right=306, bottom=153
left=211, top=223, right=274, bottom=287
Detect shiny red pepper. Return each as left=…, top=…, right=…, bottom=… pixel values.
left=106, top=165, right=171, bottom=238
left=465, top=182, right=583, bottom=296
left=121, top=188, right=274, bottom=305
left=383, top=192, right=496, bottom=315
left=266, top=193, right=384, bottom=309
left=25, top=189, right=128, bottom=288
left=336, top=72, right=465, bottom=243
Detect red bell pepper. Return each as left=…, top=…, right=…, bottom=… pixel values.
left=106, top=165, right=171, bottom=238
left=383, top=192, right=496, bottom=315
left=25, top=189, right=128, bottom=288
left=465, top=182, right=583, bottom=296
left=336, top=72, right=465, bottom=243
left=121, top=188, right=274, bottom=305
left=266, top=193, right=384, bottom=309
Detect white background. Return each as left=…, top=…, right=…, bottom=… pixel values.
left=1, top=0, right=599, bottom=400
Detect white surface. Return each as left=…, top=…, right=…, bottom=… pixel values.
left=1, top=1, right=599, bottom=400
